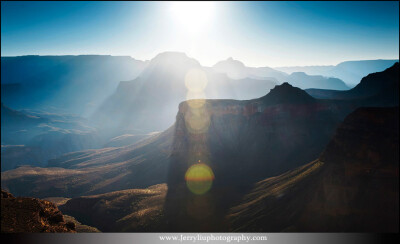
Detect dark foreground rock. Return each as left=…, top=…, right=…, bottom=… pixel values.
left=1, top=190, right=76, bottom=233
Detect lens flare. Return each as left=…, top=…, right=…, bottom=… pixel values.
left=184, top=107, right=211, bottom=134
left=185, top=163, right=215, bottom=195
left=185, top=68, right=208, bottom=93
left=186, top=91, right=206, bottom=109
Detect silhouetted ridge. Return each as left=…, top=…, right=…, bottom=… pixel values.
left=260, top=82, right=316, bottom=105
left=351, top=62, right=399, bottom=96
left=146, top=51, right=200, bottom=68
left=218, top=57, right=246, bottom=68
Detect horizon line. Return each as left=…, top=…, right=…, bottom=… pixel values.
left=1, top=52, right=399, bottom=68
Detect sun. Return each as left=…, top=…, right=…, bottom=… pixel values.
left=170, top=1, right=215, bottom=34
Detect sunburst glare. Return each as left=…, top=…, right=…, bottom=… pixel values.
left=170, top=1, right=216, bottom=35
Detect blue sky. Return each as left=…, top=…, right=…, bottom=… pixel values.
left=1, top=1, right=399, bottom=67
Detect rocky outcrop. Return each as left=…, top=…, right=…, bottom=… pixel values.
left=1, top=190, right=76, bottom=233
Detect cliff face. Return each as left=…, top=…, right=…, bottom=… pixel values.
left=309, top=107, right=399, bottom=232
left=321, top=107, right=399, bottom=167
left=170, top=99, right=344, bottom=186
left=1, top=190, right=76, bottom=233
left=228, top=107, right=399, bottom=232
left=164, top=83, right=354, bottom=231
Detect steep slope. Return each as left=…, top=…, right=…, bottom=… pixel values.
left=1, top=126, right=174, bottom=198
left=164, top=83, right=355, bottom=231
left=306, top=62, right=399, bottom=104
left=103, top=133, right=157, bottom=148
left=58, top=184, right=167, bottom=232
left=1, top=190, right=76, bottom=233
left=92, top=52, right=277, bottom=134
left=1, top=55, right=147, bottom=116
left=228, top=107, right=399, bottom=232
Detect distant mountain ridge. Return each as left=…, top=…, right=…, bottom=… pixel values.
left=213, top=57, right=287, bottom=81
left=306, top=62, right=399, bottom=105
left=2, top=53, right=392, bottom=136
left=285, top=72, right=349, bottom=90
left=212, top=57, right=349, bottom=90
left=275, top=59, right=399, bottom=86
